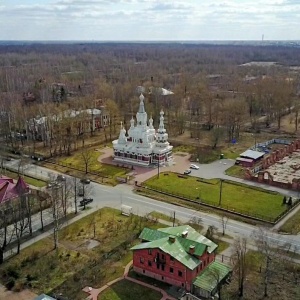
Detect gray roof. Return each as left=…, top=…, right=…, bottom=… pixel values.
left=240, top=149, right=264, bottom=160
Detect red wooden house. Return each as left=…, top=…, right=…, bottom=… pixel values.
left=131, top=225, right=231, bottom=299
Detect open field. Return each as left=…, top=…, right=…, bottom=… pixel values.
left=42, top=147, right=128, bottom=185
left=56, top=149, right=125, bottom=177
left=279, top=209, right=300, bottom=234
left=225, top=165, right=245, bottom=178
left=144, top=173, right=286, bottom=222
left=1, top=169, right=47, bottom=187
left=99, top=279, right=162, bottom=300
left=0, top=207, right=163, bottom=300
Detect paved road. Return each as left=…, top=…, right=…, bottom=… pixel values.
left=190, top=159, right=300, bottom=197
left=2, top=158, right=300, bottom=257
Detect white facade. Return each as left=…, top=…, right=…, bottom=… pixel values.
left=112, top=94, right=173, bottom=166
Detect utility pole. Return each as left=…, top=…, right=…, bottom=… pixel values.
left=219, top=179, right=223, bottom=206
left=157, top=158, right=160, bottom=179
left=172, top=211, right=176, bottom=227
left=52, top=184, right=60, bottom=250
left=74, top=177, right=78, bottom=215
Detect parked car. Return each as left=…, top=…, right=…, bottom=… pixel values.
left=190, top=164, right=199, bottom=170
left=78, top=188, right=84, bottom=197
left=46, top=182, right=53, bottom=189
left=79, top=198, right=93, bottom=206
left=56, top=174, right=66, bottom=182
left=80, top=178, right=91, bottom=184
left=184, top=169, right=191, bottom=175
left=31, top=155, right=44, bottom=161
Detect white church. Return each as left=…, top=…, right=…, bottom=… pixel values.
left=112, top=94, right=173, bottom=166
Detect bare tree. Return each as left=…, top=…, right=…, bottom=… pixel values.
left=220, top=216, right=229, bottom=236
left=0, top=203, right=14, bottom=264
left=210, top=127, right=224, bottom=149
left=232, top=237, right=249, bottom=298
left=206, top=225, right=218, bottom=241
left=70, top=177, right=81, bottom=214
left=80, top=148, right=94, bottom=174
left=11, top=195, right=31, bottom=254
left=252, top=227, right=279, bottom=298
left=50, top=183, right=65, bottom=250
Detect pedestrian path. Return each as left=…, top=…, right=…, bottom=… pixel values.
left=82, top=260, right=176, bottom=300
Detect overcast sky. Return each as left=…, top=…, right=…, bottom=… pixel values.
left=0, top=0, right=300, bottom=41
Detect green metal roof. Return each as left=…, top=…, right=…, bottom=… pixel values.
left=193, top=261, right=232, bottom=293
left=176, top=236, right=207, bottom=256
left=158, top=225, right=218, bottom=253
left=139, top=227, right=170, bottom=241
left=131, top=237, right=201, bottom=270
left=139, top=228, right=207, bottom=256
left=133, top=225, right=219, bottom=269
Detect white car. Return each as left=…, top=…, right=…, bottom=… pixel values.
left=190, top=164, right=199, bottom=170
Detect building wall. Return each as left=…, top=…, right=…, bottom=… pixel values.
left=132, top=248, right=216, bottom=292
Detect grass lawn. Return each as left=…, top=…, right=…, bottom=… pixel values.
left=0, top=208, right=162, bottom=300
left=148, top=211, right=181, bottom=225
left=173, top=145, right=197, bottom=153
left=279, top=209, right=300, bottom=234
left=225, top=165, right=245, bottom=178
left=57, top=149, right=126, bottom=178
left=2, top=169, right=47, bottom=187
left=215, top=239, right=230, bottom=254
left=99, top=279, right=162, bottom=300
left=144, top=173, right=286, bottom=221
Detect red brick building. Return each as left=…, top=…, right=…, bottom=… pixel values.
left=131, top=225, right=231, bottom=299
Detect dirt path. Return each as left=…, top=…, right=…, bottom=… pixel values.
left=82, top=260, right=176, bottom=300
left=98, top=147, right=191, bottom=184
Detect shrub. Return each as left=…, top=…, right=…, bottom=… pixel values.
left=26, top=274, right=37, bottom=282
left=73, top=273, right=81, bottom=282
left=4, top=266, right=20, bottom=279
left=283, top=196, right=287, bottom=205
left=5, top=278, right=15, bottom=290
left=12, top=280, right=25, bottom=292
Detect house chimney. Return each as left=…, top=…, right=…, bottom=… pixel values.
left=169, top=236, right=176, bottom=243
left=181, top=230, right=188, bottom=238
left=189, top=245, right=195, bottom=255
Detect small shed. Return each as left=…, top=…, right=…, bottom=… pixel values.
left=236, top=149, right=265, bottom=167
left=235, top=157, right=254, bottom=168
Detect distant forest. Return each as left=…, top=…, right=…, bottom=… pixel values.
left=0, top=42, right=299, bottom=156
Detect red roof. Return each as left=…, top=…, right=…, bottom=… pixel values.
left=0, top=176, right=29, bottom=204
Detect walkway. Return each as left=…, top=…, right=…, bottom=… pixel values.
left=98, top=147, right=191, bottom=184
left=98, top=148, right=299, bottom=198
left=82, top=260, right=176, bottom=300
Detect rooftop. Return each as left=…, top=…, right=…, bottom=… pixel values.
left=131, top=225, right=218, bottom=270
left=193, top=261, right=232, bottom=292
left=240, top=149, right=265, bottom=160
left=0, top=176, right=29, bottom=204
